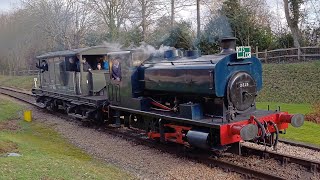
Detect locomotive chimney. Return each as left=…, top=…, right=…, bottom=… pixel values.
left=219, top=37, right=237, bottom=54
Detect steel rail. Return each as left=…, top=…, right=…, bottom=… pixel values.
left=0, top=86, right=34, bottom=96
left=242, top=146, right=320, bottom=173
left=0, top=86, right=38, bottom=106
left=278, top=139, right=320, bottom=152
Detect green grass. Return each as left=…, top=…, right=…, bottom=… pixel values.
left=0, top=75, right=35, bottom=90
left=0, top=100, right=23, bottom=122
left=257, top=61, right=320, bottom=104
left=0, top=99, right=133, bottom=180
left=281, top=122, right=320, bottom=146
left=256, top=102, right=311, bottom=115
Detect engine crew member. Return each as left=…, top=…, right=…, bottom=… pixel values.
left=111, top=58, right=121, bottom=81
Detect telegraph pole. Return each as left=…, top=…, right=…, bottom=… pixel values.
left=171, top=0, right=175, bottom=28
left=197, top=0, right=200, bottom=39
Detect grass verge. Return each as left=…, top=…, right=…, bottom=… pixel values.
left=0, top=98, right=133, bottom=180
left=256, top=102, right=311, bottom=115
left=0, top=100, right=23, bottom=122
left=280, top=122, right=320, bottom=147
left=0, top=75, right=35, bottom=90
left=280, top=121, right=320, bottom=147
left=257, top=61, right=320, bottom=104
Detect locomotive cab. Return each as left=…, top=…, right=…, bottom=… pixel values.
left=34, top=46, right=114, bottom=96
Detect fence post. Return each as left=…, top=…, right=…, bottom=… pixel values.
left=255, top=46, right=259, bottom=58
left=264, top=49, right=268, bottom=63
left=297, top=47, right=301, bottom=61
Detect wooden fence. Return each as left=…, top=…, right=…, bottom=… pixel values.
left=254, top=46, right=320, bottom=63
left=1, top=70, right=38, bottom=76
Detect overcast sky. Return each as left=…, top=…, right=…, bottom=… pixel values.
left=0, top=0, right=317, bottom=28
left=0, top=0, right=287, bottom=32
left=0, top=0, right=283, bottom=15
left=0, top=0, right=20, bottom=11
left=0, top=0, right=281, bottom=13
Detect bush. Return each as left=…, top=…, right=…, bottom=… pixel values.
left=305, top=103, right=320, bottom=124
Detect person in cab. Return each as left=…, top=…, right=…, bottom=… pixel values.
left=97, top=63, right=102, bottom=70
left=111, top=58, right=121, bottom=81
left=77, top=58, right=92, bottom=72
left=36, top=60, right=48, bottom=73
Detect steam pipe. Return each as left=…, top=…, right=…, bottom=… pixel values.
left=253, top=116, right=266, bottom=141
left=128, top=114, right=133, bottom=129
left=159, top=119, right=165, bottom=143
left=269, top=121, right=279, bottom=151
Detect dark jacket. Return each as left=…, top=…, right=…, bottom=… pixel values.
left=36, top=62, right=48, bottom=73
left=111, top=64, right=121, bottom=80
left=76, top=61, right=92, bottom=72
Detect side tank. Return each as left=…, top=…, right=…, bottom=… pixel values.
left=143, top=53, right=262, bottom=96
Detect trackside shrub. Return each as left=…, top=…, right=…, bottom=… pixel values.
left=305, top=103, right=320, bottom=124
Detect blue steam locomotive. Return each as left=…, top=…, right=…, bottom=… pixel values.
left=32, top=37, right=304, bottom=154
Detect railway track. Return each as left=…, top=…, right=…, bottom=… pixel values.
left=242, top=146, right=320, bottom=173
left=278, top=139, right=320, bottom=152
left=0, top=86, right=37, bottom=105
left=99, top=127, right=285, bottom=180
left=0, top=86, right=319, bottom=180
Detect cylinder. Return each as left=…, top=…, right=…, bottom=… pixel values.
left=186, top=130, right=209, bottom=149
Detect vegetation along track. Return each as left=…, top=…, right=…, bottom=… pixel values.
left=0, top=86, right=319, bottom=179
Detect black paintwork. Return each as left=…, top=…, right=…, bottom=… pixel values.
left=110, top=105, right=276, bottom=127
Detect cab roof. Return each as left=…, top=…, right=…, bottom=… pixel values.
left=36, top=46, right=114, bottom=59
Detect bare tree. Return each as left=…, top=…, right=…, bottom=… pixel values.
left=283, top=0, right=303, bottom=48
left=0, top=10, right=34, bottom=74
left=171, top=0, right=175, bottom=28
left=0, top=0, right=98, bottom=74
left=133, top=0, right=161, bottom=42
left=141, top=0, right=147, bottom=41
left=197, top=0, right=200, bottom=39
left=71, top=1, right=98, bottom=48
left=86, top=0, right=135, bottom=42
left=22, top=0, right=97, bottom=49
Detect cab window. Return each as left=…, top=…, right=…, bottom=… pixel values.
left=83, top=55, right=109, bottom=72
